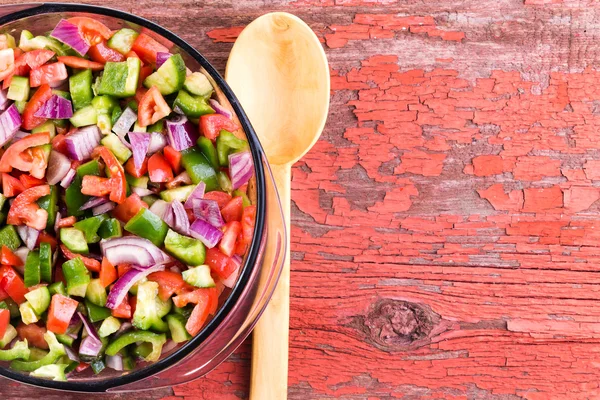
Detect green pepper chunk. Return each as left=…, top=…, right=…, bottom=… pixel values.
left=233, top=189, right=251, bottom=207
left=147, top=119, right=164, bottom=133
left=74, top=215, right=107, bottom=244
left=105, top=331, right=166, bottom=362
left=164, top=229, right=205, bottom=266
left=98, top=218, right=122, bottom=240
left=216, top=130, right=248, bottom=167
left=48, top=281, right=67, bottom=297
left=196, top=136, right=219, bottom=170
left=11, top=332, right=66, bottom=372
left=37, top=185, right=58, bottom=230
left=0, top=298, right=20, bottom=318
left=85, top=299, right=111, bottom=323
left=30, top=363, right=68, bottom=381
left=173, top=90, right=214, bottom=118
left=0, top=340, right=30, bottom=361
left=65, top=160, right=100, bottom=217
left=23, top=250, right=40, bottom=288
left=124, top=208, right=168, bottom=247
left=0, top=225, right=20, bottom=250
left=180, top=147, right=218, bottom=191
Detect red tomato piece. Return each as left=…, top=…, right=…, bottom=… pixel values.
left=88, top=41, right=126, bottom=63
left=219, top=221, right=241, bottom=257
left=131, top=33, right=169, bottom=64
left=163, top=145, right=182, bottom=173
left=60, top=244, right=101, bottom=272
left=19, top=174, right=45, bottom=189
left=7, top=184, right=50, bottom=230
left=200, top=114, right=240, bottom=141
left=0, top=266, right=28, bottom=304
left=124, top=156, right=148, bottom=178
left=139, top=65, right=153, bottom=87
left=203, top=191, right=232, bottom=209
left=2, top=173, right=24, bottom=198
left=82, top=146, right=127, bottom=204
left=16, top=323, right=48, bottom=349
left=117, top=263, right=132, bottom=278
left=67, top=17, right=112, bottom=45
left=46, top=294, right=79, bottom=335
left=57, top=56, right=104, bottom=71
left=205, top=248, right=238, bottom=280
left=112, top=194, right=148, bottom=223
left=21, top=84, right=53, bottom=130
left=1, top=246, right=23, bottom=267
left=241, top=205, right=256, bottom=245
left=148, top=153, right=173, bottom=183
left=23, top=49, right=55, bottom=69
left=221, top=196, right=244, bottom=223
left=0, top=132, right=51, bottom=174
left=99, top=258, right=117, bottom=288
left=37, top=231, right=58, bottom=252
left=81, top=175, right=114, bottom=197
left=147, top=271, right=194, bottom=302
left=56, top=215, right=77, bottom=228
left=111, top=294, right=131, bottom=319
left=138, top=86, right=170, bottom=127
left=29, top=62, right=68, bottom=87
left=0, top=308, right=9, bottom=338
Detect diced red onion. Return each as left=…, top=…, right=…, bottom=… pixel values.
left=64, top=125, right=102, bottom=161
left=189, top=219, right=223, bottom=248
left=34, top=94, right=73, bottom=119
left=0, top=104, right=22, bottom=147
left=106, top=354, right=123, bottom=371
left=65, top=346, right=80, bottom=363
left=92, top=201, right=116, bottom=216
left=0, top=89, right=9, bottom=111
left=192, top=198, right=224, bottom=228
left=229, top=151, right=253, bottom=190
left=183, top=182, right=205, bottom=209
left=46, top=150, right=71, bottom=185
left=149, top=199, right=168, bottom=219
left=148, top=132, right=167, bottom=154
left=77, top=312, right=103, bottom=357
left=112, top=107, right=137, bottom=136
left=79, top=196, right=108, bottom=211
left=222, top=255, right=242, bottom=288
left=105, top=263, right=166, bottom=309
left=60, top=168, right=76, bottom=188
left=209, top=99, right=232, bottom=119
left=128, top=131, right=150, bottom=170
left=16, top=226, right=39, bottom=250
left=101, top=236, right=171, bottom=267
left=50, top=19, right=90, bottom=56
left=54, top=212, right=61, bottom=234
left=163, top=201, right=190, bottom=235
left=166, top=115, right=198, bottom=151
left=155, top=52, right=172, bottom=68
left=131, top=186, right=153, bottom=197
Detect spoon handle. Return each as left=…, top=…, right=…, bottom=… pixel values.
left=251, top=163, right=291, bottom=400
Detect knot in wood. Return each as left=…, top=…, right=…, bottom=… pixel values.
left=351, top=298, right=439, bottom=351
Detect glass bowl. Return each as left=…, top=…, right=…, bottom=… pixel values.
left=0, top=2, right=286, bottom=393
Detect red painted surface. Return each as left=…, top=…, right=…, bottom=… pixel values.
left=5, top=0, right=600, bottom=399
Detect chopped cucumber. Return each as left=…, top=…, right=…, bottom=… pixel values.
left=31, top=121, right=56, bottom=139
left=144, top=54, right=186, bottom=95
left=107, top=28, right=138, bottom=54
left=24, top=286, right=51, bottom=315
left=85, top=279, right=107, bottom=307
left=69, top=69, right=93, bottom=110
left=183, top=71, right=213, bottom=97
left=101, top=133, right=132, bottom=163
left=98, top=58, right=140, bottom=98
left=7, top=75, right=30, bottom=102
left=63, top=258, right=91, bottom=298
left=23, top=250, right=40, bottom=288
left=98, top=316, right=121, bottom=338
left=19, top=302, right=39, bottom=325
left=182, top=265, right=214, bottom=288
left=60, top=227, right=89, bottom=254
left=0, top=324, right=17, bottom=348
left=166, top=314, right=191, bottom=343
left=70, top=105, right=97, bottom=127
left=160, top=185, right=195, bottom=202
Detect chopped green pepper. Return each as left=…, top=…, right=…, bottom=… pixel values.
left=69, top=69, right=93, bottom=110
left=0, top=340, right=30, bottom=361
left=66, top=159, right=100, bottom=217
left=105, top=331, right=167, bottom=362
left=124, top=208, right=168, bottom=247
left=216, top=130, right=248, bottom=167
left=164, top=229, right=205, bottom=266
left=98, top=218, right=122, bottom=240
left=196, top=136, right=219, bottom=170
left=85, top=299, right=111, bottom=323
left=73, top=215, right=107, bottom=244
left=11, top=332, right=66, bottom=372
left=173, top=90, right=214, bottom=118
left=37, top=185, right=58, bottom=230
left=0, top=298, right=20, bottom=318
left=180, top=147, right=218, bottom=191
left=30, top=363, right=68, bottom=381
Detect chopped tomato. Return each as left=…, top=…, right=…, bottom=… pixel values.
left=7, top=184, right=50, bottom=230
left=220, top=221, right=241, bottom=257
left=178, top=289, right=217, bottom=336
left=0, top=48, right=15, bottom=83
left=0, top=265, right=28, bottom=304
left=112, top=194, right=148, bottom=223
left=57, top=55, right=104, bottom=71
left=132, top=33, right=169, bottom=64
left=37, top=231, right=58, bottom=252
left=186, top=302, right=209, bottom=336
left=139, top=27, right=174, bottom=49
left=173, top=288, right=213, bottom=308
left=23, top=49, right=55, bottom=69
left=1, top=246, right=22, bottom=267
left=51, top=133, right=68, bottom=154
left=0, top=287, right=8, bottom=301
left=147, top=271, right=194, bottom=302
left=46, top=294, right=78, bottom=335
left=134, top=86, right=147, bottom=103
left=138, top=86, right=170, bottom=127
left=16, top=323, right=48, bottom=349
left=129, top=295, right=137, bottom=316
left=2, top=173, right=24, bottom=197
left=203, top=191, right=232, bottom=209
left=88, top=41, right=125, bottom=63
left=221, top=196, right=244, bottom=223
left=111, top=294, right=131, bottom=319
left=234, top=233, right=247, bottom=256
left=200, top=114, right=239, bottom=141
left=166, top=171, right=192, bottom=189
left=54, top=264, right=66, bottom=285
left=241, top=205, right=256, bottom=245
left=56, top=215, right=77, bottom=228
left=99, top=258, right=117, bottom=288
left=207, top=287, right=219, bottom=315
left=75, top=363, right=89, bottom=372
left=163, top=145, right=182, bottom=173
left=19, top=174, right=45, bottom=189
left=139, top=65, right=153, bottom=87
left=124, top=156, right=148, bottom=178
left=67, top=17, right=112, bottom=45
left=117, top=263, right=131, bottom=278
left=0, top=131, right=51, bottom=174
left=205, top=248, right=238, bottom=280
left=60, top=244, right=101, bottom=272
left=29, top=62, right=68, bottom=87
left=21, top=84, right=53, bottom=130
left=29, top=146, right=51, bottom=180
left=148, top=153, right=173, bottom=183
left=0, top=308, right=9, bottom=338
left=83, top=146, right=127, bottom=204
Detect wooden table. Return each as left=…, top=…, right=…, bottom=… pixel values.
left=3, top=0, right=600, bottom=398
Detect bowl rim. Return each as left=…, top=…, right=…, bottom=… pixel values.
left=0, top=2, right=267, bottom=392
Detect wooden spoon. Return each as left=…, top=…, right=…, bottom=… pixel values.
left=225, top=12, right=330, bottom=400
